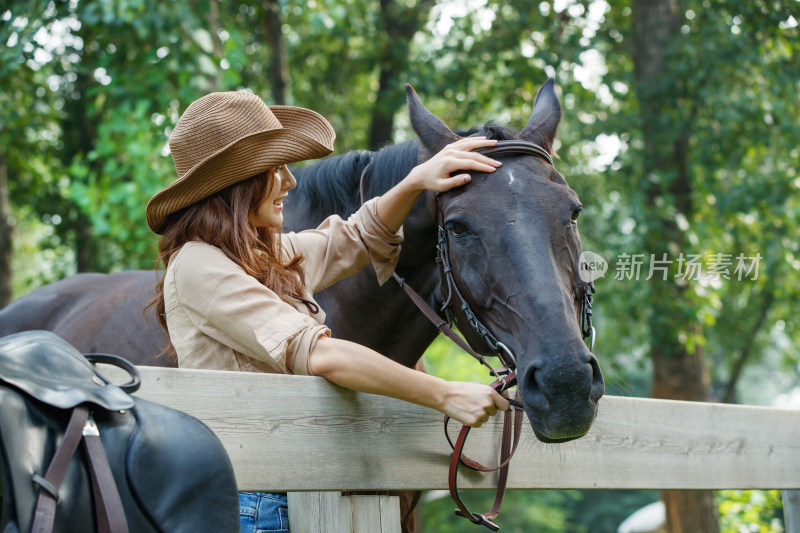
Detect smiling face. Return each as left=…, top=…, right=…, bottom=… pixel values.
left=249, top=165, right=297, bottom=229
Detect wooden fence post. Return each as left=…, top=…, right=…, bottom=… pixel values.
left=287, top=492, right=400, bottom=533
left=784, top=490, right=799, bottom=533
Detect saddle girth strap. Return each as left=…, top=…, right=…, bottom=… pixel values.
left=30, top=406, right=129, bottom=533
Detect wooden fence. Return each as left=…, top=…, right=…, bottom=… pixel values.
left=132, top=367, right=800, bottom=532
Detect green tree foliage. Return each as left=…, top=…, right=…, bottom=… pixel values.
left=2, top=0, right=218, bottom=284
left=587, top=0, right=799, bottom=407
left=1, top=1, right=73, bottom=293
left=718, top=490, right=785, bottom=533
left=1, top=0, right=798, bottom=530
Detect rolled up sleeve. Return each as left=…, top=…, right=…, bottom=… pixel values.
left=170, top=243, right=329, bottom=375
left=283, top=197, right=403, bottom=291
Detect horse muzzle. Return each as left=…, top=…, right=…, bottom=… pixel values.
left=516, top=344, right=604, bottom=442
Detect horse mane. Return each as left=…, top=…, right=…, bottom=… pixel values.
left=290, top=122, right=520, bottom=220
left=289, top=141, right=419, bottom=221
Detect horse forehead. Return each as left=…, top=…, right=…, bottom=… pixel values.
left=466, top=162, right=578, bottom=209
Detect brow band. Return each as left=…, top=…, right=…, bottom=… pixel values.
left=475, top=140, right=554, bottom=166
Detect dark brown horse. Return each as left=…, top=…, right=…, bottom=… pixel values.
left=0, top=79, right=603, bottom=442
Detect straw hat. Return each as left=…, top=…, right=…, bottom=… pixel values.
left=146, top=91, right=335, bottom=234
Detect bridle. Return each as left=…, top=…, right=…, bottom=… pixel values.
left=436, top=140, right=595, bottom=362
left=360, top=139, right=597, bottom=530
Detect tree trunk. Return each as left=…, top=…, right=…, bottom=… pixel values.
left=60, top=20, right=101, bottom=273
left=208, top=0, right=223, bottom=92
left=660, top=490, right=720, bottom=533
left=0, top=152, right=13, bottom=307
left=368, top=0, right=435, bottom=150
left=264, top=0, right=288, bottom=105
left=721, top=289, right=774, bottom=403
left=74, top=213, right=96, bottom=273
left=64, top=67, right=98, bottom=273
left=632, top=0, right=720, bottom=531
left=369, top=63, right=397, bottom=151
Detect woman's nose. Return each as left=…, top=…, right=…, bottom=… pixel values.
left=283, top=168, right=297, bottom=191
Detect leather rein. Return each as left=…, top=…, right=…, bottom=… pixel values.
left=359, top=139, right=597, bottom=530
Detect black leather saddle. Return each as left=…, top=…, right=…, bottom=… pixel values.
left=0, top=330, right=240, bottom=533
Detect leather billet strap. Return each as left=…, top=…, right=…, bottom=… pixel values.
left=83, top=419, right=129, bottom=533
left=31, top=406, right=129, bottom=533
left=31, top=406, right=89, bottom=533
left=581, top=280, right=596, bottom=351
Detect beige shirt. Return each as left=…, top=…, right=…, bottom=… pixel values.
left=164, top=198, right=403, bottom=376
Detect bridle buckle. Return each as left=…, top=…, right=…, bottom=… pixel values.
left=454, top=509, right=501, bottom=531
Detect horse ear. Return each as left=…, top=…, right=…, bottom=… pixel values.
left=406, top=84, right=460, bottom=154
left=520, top=78, right=562, bottom=152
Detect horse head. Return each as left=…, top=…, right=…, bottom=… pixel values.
left=407, top=79, right=604, bottom=442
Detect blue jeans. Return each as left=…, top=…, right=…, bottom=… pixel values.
left=239, top=492, right=289, bottom=533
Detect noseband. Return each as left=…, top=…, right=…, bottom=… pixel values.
left=360, top=139, right=597, bottom=530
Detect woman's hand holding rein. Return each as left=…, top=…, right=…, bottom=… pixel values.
left=439, top=380, right=510, bottom=427
left=375, top=137, right=501, bottom=233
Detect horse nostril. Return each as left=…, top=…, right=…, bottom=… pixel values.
left=520, top=364, right=549, bottom=410
left=587, top=354, right=605, bottom=401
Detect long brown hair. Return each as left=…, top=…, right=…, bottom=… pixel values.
left=149, top=169, right=305, bottom=354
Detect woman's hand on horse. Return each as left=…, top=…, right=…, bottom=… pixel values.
left=441, top=381, right=510, bottom=428
left=406, top=136, right=502, bottom=193
left=376, top=137, right=500, bottom=232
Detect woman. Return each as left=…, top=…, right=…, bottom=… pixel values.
left=146, top=90, right=508, bottom=532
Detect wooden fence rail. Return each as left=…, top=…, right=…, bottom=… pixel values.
left=130, top=367, right=800, bottom=532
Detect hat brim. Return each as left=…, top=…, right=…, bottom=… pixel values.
left=147, top=107, right=334, bottom=234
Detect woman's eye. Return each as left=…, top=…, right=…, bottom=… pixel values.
left=448, top=222, right=467, bottom=236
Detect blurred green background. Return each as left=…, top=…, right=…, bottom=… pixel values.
left=1, top=1, right=798, bottom=531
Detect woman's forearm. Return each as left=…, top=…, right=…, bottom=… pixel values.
left=375, top=177, right=423, bottom=233
left=308, top=336, right=507, bottom=427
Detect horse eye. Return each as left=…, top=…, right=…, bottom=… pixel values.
left=571, top=207, right=582, bottom=221
left=448, top=222, right=468, bottom=236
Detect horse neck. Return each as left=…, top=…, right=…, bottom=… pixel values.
left=287, top=140, right=439, bottom=260
left=287, top=143, right=442, bottom=368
